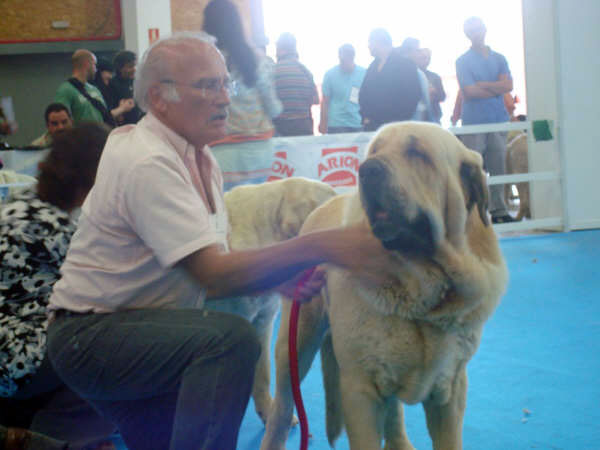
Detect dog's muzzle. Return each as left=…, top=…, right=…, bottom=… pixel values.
left=359, top=158, right=436, bottom=257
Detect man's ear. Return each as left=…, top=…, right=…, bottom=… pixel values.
left=460, top=157, right=489, bottom=226
left=148, top=85, right=167, bottom=113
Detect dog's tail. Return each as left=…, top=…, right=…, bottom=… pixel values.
left=321, top=332, right=343, bottom=446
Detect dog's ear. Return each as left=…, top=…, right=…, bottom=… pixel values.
left=459, top=157, right=489, bottom=226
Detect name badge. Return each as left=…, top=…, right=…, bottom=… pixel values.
left=349, top=86, right=360, bottom=104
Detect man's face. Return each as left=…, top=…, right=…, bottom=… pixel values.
left=100, top=70, right=113, bottom=86
left=465, top=20, right=486, bottom=46
left=120, top=61, right=136, bottom=80
left=159, top=42, right=230, bottom=147
left=368, top=39, right=379, bottom=58
left=86, top=55, right=98, bottom=81
left=415, top=49, right=431, bottom=70
left=339, top=52, right=355, bottom=73
left=47, top=110, right=72, bottom=137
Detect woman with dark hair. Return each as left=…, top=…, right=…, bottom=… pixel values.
left=0, top=123, right=116, bottom=449
left=203, top=0, right=282, bottom=190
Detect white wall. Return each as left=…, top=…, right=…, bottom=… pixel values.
left=121, top=0, right=172, bottom=57
left=522, top=0, right=563, bottom=224
left=523, top=0, right=600, bottom=230
left=555, top=0, right=600, bottom=229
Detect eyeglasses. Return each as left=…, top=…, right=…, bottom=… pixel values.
left=159, top=77, right=237, bottom=98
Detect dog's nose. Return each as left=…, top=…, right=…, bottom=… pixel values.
left=359, top=158, right=386, bottom=184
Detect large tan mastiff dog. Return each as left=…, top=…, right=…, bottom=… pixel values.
left=261, top=122, right=508, bottom=450
left=205, top=177, right=336, bottom=424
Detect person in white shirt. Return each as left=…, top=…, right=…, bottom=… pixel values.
left=46, top=32, right=384, bottom=450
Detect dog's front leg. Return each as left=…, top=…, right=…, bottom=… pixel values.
left=429, top=240, right=507, bottom=318
left=252, top=311, right=277, bottom=425
left=383, top=398, right=416, bottom=450
left=341, top=374, right=387, bottom=450
left=421, top=366, right=467, bottom=450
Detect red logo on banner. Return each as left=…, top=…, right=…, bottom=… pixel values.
left=268, top=151, right=295, bottom=181
left=318, top=146, right=359, bottom=188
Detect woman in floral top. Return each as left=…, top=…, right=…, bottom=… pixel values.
left=0, top=123, right=116, bottom=448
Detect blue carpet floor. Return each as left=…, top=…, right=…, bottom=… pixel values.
left=118, top=230, right=600, bottom=449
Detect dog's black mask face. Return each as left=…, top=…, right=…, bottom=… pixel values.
left=359, top=158, right=436, bottom=258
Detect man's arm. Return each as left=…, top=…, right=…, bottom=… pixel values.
left=477, top=74, right=513, bottom=96
left=180, top=224, right=385, bottom=300
left=461, top=83, right=497, bottom=100
left=456, top=57, right=497, bottom=100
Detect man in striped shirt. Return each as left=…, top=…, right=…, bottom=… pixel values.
left=273, top=33, right=319, bottom=136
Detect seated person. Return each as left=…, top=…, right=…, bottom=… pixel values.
left=30, top=103, right=73, bottom=148
left=0, top=123, right=117, bottom=449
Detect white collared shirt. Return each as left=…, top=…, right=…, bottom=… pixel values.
left=49, top=113, right=228, bottom=313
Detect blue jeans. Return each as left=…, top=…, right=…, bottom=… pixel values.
left=459, top=131, right=509, bottom=217
left=47, top=308, right=261, bottom=450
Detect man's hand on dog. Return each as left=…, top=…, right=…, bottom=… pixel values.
left=326, top=222, right=398, bottom=284
left=277, top=267, right=327, bottom=302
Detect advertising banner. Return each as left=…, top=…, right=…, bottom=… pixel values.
left=217, top=132, right=375, bottom=193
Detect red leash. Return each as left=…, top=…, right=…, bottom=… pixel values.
left=288, top=267, right=316, bottom=450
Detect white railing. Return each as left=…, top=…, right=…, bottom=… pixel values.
left=451, top=120, right=563, bottom=233
left=1, top=121, right=562, bottom=233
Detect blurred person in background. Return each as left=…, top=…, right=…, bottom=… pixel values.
left=203, top=0, right=282, bottom=189
left=319, top=43, right=366, bottom=134
left=273, top=32, right=319, bottom=136
left=456, top=16, right=515, bottom=224
left=416, top=47, right=446, bottom=124
left=31, top=103, right=73, bottom=148
left=109, top=50, right=143, bottom=125
left=359, top=28, right=421, bottom=131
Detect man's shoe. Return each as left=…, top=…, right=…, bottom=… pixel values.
left=492, top=214, right=518, bottom=224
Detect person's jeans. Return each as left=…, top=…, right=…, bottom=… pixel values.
left=47, top=308, right=261, bottom=450
left=459, top=131, right=509, bottom=217
left=273, top=117, right=314, bottom=136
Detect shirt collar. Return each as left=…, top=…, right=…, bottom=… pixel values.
left=141, top=111, right=202, bottom=160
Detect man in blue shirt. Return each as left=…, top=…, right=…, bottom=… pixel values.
left=456, top=17, right=516, bottom=223
left=319, top=44, right=366, bottom=134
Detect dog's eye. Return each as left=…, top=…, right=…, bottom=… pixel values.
left=405, top=147, right=433, bottom=166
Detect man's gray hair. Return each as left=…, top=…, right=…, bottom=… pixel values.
left=134, top=31, right=217, bottom=112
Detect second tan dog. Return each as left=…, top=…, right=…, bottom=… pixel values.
left=204, top=177, right=336, bottom=424
left=505, top=130, right=530, bottom=220
left=261, top=122, right=508, bottom=450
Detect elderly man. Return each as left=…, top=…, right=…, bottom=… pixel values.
left=456, top=16, right=515, bottom=224
left=319, top=43, right=366, bottom=134
left=54, top=49, right=134, bottom=127
left=31, top=103, right=73, bottom=147
left=46, top=33, right=382, bottom=450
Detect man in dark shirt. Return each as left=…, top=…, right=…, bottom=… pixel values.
left=109, top=50, right=143, bottom=125
left=358, top=28, right=421, bottom=132
left=417, top=48, right=446, bottom=124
